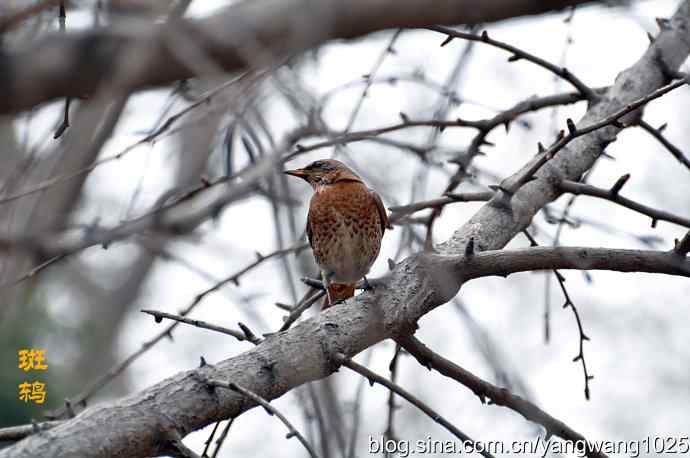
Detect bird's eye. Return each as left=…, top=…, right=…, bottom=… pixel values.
left=310, top=161, right=324, bottom=170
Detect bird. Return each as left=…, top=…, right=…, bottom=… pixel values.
left=285, top=159, right=391, bottom=308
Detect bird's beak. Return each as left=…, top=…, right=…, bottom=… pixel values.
left=284, top=168, right=309, bottom=180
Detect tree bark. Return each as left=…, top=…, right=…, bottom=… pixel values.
left=2, top=1, right=689, bottom=457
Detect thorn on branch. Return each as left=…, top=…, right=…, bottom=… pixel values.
left=566, top=118, right=576, bottom=135
left=64, top=399, right=75, bottom=418
left=673, top=231, right=690, bottom=256
left=238, top=322, right=262, bottom=345
left=300, top=277, right=324, bottom=290
left=440, top=35, right=454, bottom=47
left=609, top=173, right=630, bottom=196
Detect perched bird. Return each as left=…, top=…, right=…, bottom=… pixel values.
left=285, top=159, right=390, bottom=308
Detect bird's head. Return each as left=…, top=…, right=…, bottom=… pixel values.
left=284, top=159, right=362, bottom=190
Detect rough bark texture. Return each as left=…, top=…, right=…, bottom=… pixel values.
left=2, top=1, right=690, bottom=457
left=0, top=0, right=601, bottom=114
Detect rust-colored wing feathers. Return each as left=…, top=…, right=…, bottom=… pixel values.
left=370, top=188, right=392, bottom=232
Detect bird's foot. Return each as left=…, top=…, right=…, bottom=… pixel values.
left=361, top=276, right=375, bottom=292
left=322, top=298, right=347, bottom=310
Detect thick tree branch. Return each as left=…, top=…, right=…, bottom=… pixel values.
left=0, top=0, right=601, bottom=114
left=3, top=2, right=690, bottom=458
left=452, top=246, right=690, bottom=280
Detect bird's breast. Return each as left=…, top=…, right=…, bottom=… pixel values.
left=307, top=182, right=383, bottom=283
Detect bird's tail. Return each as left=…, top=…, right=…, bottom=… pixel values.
left=323, top=283, right=356, bottom=309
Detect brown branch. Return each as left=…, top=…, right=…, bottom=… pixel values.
left=396, top=335, right=608, bottom=458
left=333, top=353, right=495, bottom=458
left=558, top=178, right=690, bottom=228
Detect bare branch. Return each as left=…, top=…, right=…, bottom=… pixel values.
left=428, top=26, right=597, bottom=99
left=0, top=421, right=62, bottom=443
left=454, top=246, right=690, bottom=280
left=558, top=178, right=690, bottom=228
left=637, top=119, right=690, bottom=171
left=141, top=309, right=260, bottom=344
left=333, top=353, right=495, bottom=458
left=396, top=335, right=608, bottom=458
left=208, top=380, right=318, bottom=458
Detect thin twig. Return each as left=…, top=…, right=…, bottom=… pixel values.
left=558, top=178, right=690, bottom=228
left=389, top=191, right=494, bottom=223
left=278, top=288, right=326, bottom=332
left=201, top=421, right=220, bottom=458
left=503, top=76, right=689, bottom=195
left=334, top=353, right=495, bottom=458
left=210, top=419, right=234, bottom=458
left=637, top=119, right=690, bottom=171
left=141, top=309, right=260, bottom=344
left=429, top=26, right=597, bottom=100
left=383, top=345, right=402, bottom=458
left=397, top=335, right=608, bottom=458
left=522, top=230, right=593, bottom=400
left=0, top=76, right=247, bottom=207
left=209, top=380, right=318, bottom=458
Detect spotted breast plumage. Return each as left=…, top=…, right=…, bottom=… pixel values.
left=285, top=159, right=390, bottom=308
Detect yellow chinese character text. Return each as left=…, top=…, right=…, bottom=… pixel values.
left=18, top=381, right=47, bottom=404
left=18, top=349, right=48, bottom=372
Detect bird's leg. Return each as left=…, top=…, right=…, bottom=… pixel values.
left=321, top=270, right=334, bottom=306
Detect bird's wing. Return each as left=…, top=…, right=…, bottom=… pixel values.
left=370, top=189, right=392, bottom=232
left=306, top=212, right=314, bottom=248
